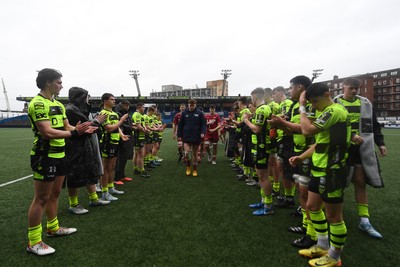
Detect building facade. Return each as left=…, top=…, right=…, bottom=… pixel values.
left=150, top=79, right=228, bottom=98
left=323, top=68, right=400, bottom=117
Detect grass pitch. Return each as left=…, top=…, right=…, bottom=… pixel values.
left=0, top=128, right=399, bottom=266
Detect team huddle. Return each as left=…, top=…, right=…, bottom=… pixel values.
left=26, top=69, right=386, bottom=267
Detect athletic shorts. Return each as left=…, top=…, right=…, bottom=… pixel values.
left=277, top=138, right=295, bottom=181
left=348, top=144, right=361, bottom=165
left=293, top=151, right=311, bottom=177
left=251, top=144, right=269, bottom=169
left=308, top=172, right=346, bottom=204
left=205, top=134, right=219, bottom=144
left=153, top=133, right=161, bottom=143
left=31, top=155, right=66, bottom=182
left=101, top=143, right=119, bottom=158
left=145, top=134, right=153, bottom=144
left=134, top=139, right=145, bottom=149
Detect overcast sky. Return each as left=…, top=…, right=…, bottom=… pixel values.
left=1, top=0, right=399, bottom=110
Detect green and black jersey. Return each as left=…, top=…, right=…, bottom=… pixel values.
left=277, top=98, right=293, bottom=142
left=100, top=109, right=120, bottom=145
left=290, top=102, right=317, bottom=153
left=311, top=103, right=351, bottom=177
left=335, top=97, right=361, bottom=143
left=236, top=108, right=250, bottom=134
left=28, top=94, right=66, bottom=159
left=132, top=111, right=145, bottom=140
left=251, top=104, right=272, bottom=149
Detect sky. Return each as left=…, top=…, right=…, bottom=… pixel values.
left=1, top=0, right=400, bottom=111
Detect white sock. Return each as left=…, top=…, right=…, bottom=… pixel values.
left=317, top=234, right=329, bottom=250
left=360, top=217, right=370, bottom=225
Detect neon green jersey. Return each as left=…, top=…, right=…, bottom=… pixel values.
left=132, top=111, right=145, bottom=139
left=311, top=103, right=351, bottom=177
left=100, top=109, right=120, bottom=145
left=236, top=108, right=250, bottom=133
left=290, top=102, right=317, bottom=152
left=335, top=97, right=361, bottom=137
left=268, top=101, right=280, bottom=115
left=251, top=104, right=271, bottom=147
left=276, top=98, right=293, bottom=141
left=28, top=94, right=66, bottom=158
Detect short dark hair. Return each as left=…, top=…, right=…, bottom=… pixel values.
left=101, top=93, right=114, bottom=101
left=136, top=102, right=144, bottom=108
left=273, top=86, right=285, bottom=93
left=306, top=82, right=330, bottom=100
left=36, top=68, right=62, bottom=89
left=188, top=99, right=197, bottom=105
left=209, top=104, right=216, bottom=109
left=238, top=96, right=248, bottom=105
left=251, top=87, right=266, bottom=99
left=120, top=99, right=130, bottom=105
left=264, top=87, right=273, bottom=96
left=148, top=106, right=155, bottom=113
left=290, top=75, right=311, bottom=88
left=343, top=77, right=361, bottom=88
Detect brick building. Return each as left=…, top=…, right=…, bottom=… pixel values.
left=323, top=68, right=400, bottom=117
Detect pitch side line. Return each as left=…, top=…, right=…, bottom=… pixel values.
left=0, top=175, right=32, bottom=187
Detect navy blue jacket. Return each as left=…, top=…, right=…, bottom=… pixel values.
left=177, top=107, right=206, bottom=144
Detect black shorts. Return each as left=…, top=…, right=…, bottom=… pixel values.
left=31, top=155, right=66, bottom=182
left=308, top=171, right=346, bottom=204
left=101, top=143, right=119, bottom=158
left=145, top=134, right=153, bottom=144
left=348, top=144, right=361, bottom=165
left=236, top=132, right=244, bottom=144
left=252, top=144, right=269, bottom=170
left=153, top=133, right=161, bottom=143
left=293, top=151, right=311, bottom=177
left=134, top=139, right=145, bottom=149
left=242, top=136, right=254, bottom=167
left=277, top=137, right=295, bottom=181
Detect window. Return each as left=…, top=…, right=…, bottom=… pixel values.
left=378, top=81, right=382, bottom=85
left=378, top=96, right=381, bottom=100
left=396, top=78, right=400, bottom=83
left=339, top=83, right=343, bottom=88
left=339, top=89, right=343, bottom=94
left=383, top=80, right=387, bottom=85
left=378, top=104, right=382, bottom=108
left=391, top=71, right=398, bottom=75
left=373, top=74, right=378, bottom=78
left=381, top=73, right=387, bottom=77
left=378, top=89, right=382, bottom=93
left=334, top=83, right=338, bottom=89
left=396, top=95, right=400, bottom=100
left=365, top=88, right=367, bottom=93
left=373, top=81, right=377, bottom=86
left=383, top=104, right=386, bottom=108
left=357, top=88, right=361, bottom=94
left=383, top=88, right=387, bottom=93
left=333, top=91, right=338, bottom=96
left=396, top=103, right=400, bottom=107
left=383, top=96, right=386, bottom=100
left=365, top=79, right=368, bottom=85
left=396, top=86, right=400, bottom=92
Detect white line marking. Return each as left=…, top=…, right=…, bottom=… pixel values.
left=0, top=175, right=32, bottom=187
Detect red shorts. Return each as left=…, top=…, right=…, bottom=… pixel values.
left=205, top=133, right=219, bottom=143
